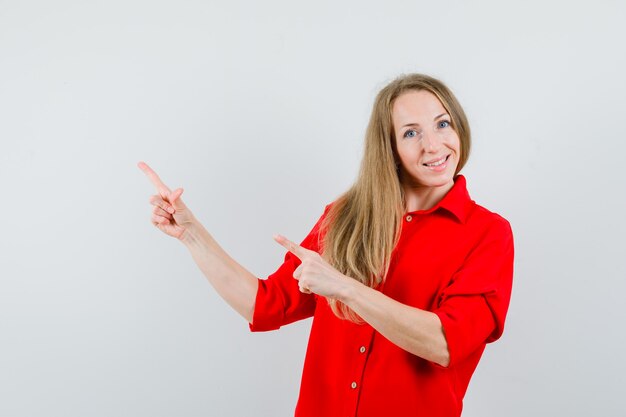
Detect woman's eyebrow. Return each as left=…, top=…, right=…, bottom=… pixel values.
left=401, top=113, right=449, bottom=128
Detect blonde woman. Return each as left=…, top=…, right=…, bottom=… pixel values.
left=139, top=73, right=514, bottom=417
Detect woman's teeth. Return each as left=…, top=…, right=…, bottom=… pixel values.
left=424, top=155, right=448, bottom=167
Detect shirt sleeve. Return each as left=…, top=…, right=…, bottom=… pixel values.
left=433, top=216, right=514, bottom=367
left=249, top=205, right=331, bottom=332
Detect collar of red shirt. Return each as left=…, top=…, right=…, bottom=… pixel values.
left=405, top=174, right=473, bottom=224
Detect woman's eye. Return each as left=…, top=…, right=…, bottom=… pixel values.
left=438, top=120, right=451, bottom=128
left=404, top=129, right=418, bottom=138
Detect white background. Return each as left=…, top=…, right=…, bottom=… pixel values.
left=1, top=1, right=625, bottom=416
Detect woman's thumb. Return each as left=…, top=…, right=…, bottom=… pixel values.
left=169, top=188, right=186, bottom=210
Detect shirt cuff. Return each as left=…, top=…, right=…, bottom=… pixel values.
left=248, top=277, right=285, bottom=332
left=433, top=295, right=496, bottom=368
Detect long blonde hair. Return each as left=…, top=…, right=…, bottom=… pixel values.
left=320, top=73, right=471, bottom=322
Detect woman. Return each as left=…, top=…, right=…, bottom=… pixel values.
left=139, top=73, right=514, bottom=417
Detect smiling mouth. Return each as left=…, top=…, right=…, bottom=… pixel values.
left=423, top=155, right=450, bottom=167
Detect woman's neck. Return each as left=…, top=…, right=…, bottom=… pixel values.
left=402, top=180, right=455, bottom=212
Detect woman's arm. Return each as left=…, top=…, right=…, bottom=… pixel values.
left=139, top=161, right=258, bottom=323
left=274, top=234, right=449, bottom=367
left=181, top=220, right=259, bottom=323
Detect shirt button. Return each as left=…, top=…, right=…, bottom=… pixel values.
left=359, top=346, right=366, bottom=353
left=351, top=382, right=358, bottom=389
left=406, top=215, right=412, bottom=222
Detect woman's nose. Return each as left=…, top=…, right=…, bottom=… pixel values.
left=421, top=130, right=442, bottom=153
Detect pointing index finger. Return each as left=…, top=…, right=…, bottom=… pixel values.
left=273, top=234, right=309, bottom=259
left=138, top=161, right=172, bottom=197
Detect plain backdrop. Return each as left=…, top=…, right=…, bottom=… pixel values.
left=1, top=1, right=625, bottom=416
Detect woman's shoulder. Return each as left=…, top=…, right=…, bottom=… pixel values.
left=467, top=201, right=513, bottom=238
left=309, top=201, right=336, bottom=232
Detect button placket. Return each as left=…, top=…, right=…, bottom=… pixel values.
left=350, top=345, right=366, bottom=392
left=347, top=329, right=375, bottom=416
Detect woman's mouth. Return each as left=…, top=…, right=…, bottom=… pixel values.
left=423, top=154, right=450, bottom=170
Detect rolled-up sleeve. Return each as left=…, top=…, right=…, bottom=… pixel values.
left=433, top=217, right=514, bottom=367
left=249, top=206, right=330, bottom=332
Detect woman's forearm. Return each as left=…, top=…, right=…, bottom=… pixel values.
left=341, top=282, right=450, bottom=367
left=180, top=218, right=259, bottom=323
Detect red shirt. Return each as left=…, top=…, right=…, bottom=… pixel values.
left=250, top=175, right=514, bottom=417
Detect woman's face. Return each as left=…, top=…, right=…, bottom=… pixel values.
left=392, top=90, right=461, bottom=190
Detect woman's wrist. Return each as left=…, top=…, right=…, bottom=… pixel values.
left=179, top=216, right=211, bottom=248
left=337, top=275, right=363, bottom=305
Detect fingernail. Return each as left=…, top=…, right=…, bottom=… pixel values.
left=167, top=207, right=175, bottom=214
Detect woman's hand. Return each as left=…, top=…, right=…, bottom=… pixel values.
left=138, top=161, right=195, bottom=240
left=273, top=234, right=357, bottom=300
